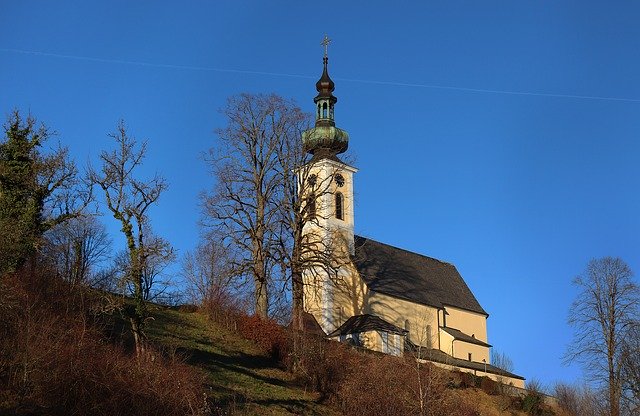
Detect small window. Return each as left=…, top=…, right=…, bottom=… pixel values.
left=322, top=102, right=328, bottom=118
left=335, top=192, right=344, bottom=220
left=307, top=193, right=316, bottom=219
left=468, top=353, right=472, bottom=362
left=381, top=332, right=389, bottom=353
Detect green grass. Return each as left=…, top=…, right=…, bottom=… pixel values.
left=144, top=304, right=339, bottom=416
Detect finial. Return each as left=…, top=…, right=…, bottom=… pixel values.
left=321, top=35, right=331, bottom=58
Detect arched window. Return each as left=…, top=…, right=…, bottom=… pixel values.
left=317, top=104, right=321, bottom=118
left=307, top=193, right=316, bottom=219
left=322, top=102, right=328, bottom=118
left=335, top=192, right=344, bottom=220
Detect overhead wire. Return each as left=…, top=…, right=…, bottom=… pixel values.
left=2, top=47, right=639, bottom=103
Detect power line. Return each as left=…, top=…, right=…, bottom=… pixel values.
left=2, top=47, right=640, bottom=103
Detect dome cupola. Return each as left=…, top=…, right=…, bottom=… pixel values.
left=302, top=35, right=349, bottom=158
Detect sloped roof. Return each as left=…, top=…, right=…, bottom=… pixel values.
left=327, top=314, right=407, bottom=338
left=408, top=346, right=525, bottom=381
left=353, top=236, right=487, bottom=316
left=301, top=312, right=327, bottom=336
left=442, top=327, right=492, bottom=348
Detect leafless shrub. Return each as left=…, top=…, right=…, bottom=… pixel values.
left=553, top=383, right=603, bottom=416
left=0, top=265, right=208, bottom=416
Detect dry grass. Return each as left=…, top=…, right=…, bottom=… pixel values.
left=1, top=263, right=567, bottom=416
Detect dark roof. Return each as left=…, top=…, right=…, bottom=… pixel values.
left=407, top=345, right=525, bottom=381
left=301, top=312, right=326, bottom=336
left=327, top=314, right=407, bottom=338
left=442, top=327, right=492, bottom=348
left=353, top=236, right=487, bottom=316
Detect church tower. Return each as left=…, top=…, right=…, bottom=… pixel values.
left=300, top=37, right=357, bottom=333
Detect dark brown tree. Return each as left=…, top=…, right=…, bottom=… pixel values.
left=566, top=257, right=640, bottom=416
left=620, top=322, right=640, bottom=414
left=89, top=121, right=167, bottom=356
left=202, top=94, right=308, bottom=318
left=42, top=215, right=112, bottom=287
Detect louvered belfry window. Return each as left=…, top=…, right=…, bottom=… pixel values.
left=335, top=192, right=344, bottom=220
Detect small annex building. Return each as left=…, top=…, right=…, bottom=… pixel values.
left=299, top=39, right=524, bottom=388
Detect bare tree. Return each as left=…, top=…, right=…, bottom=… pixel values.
left=554, top=383, right=604, bottom=416
left=491, top=349, right=515, bottom=373
left=0, top=111, right=90, bottom=273
left=138, top=231, right=175, bottom=302
left=202, top=94, right=307, bottom=318
left=566, top=257, right=640, bottom=416
left=89, top=120, right=168, bottom=356
left=181, top=238, right=232, bottom=306
left=274, top=119, right=352, bottom=332
left=620, top=322, right=640, bottom=414
left=402, top=312, right=448, bottom=415
left=108, top=232, right=175, bottom=303
left=42, top=215, right=112, bottom=287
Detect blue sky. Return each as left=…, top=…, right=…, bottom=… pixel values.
left=2, top=1, right=639, bottom=388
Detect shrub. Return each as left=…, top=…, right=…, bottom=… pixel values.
left=460, top=371, right=476, bottom=388
left=480, top=376, right=498, bottom=395
left=520, top=379, right=547, bottom=416
left=0, top=265, right=208, bottom=416
left=237, top=314, right=291, bottom=364
left=177, top=303, right=199, bottom=313
left=292, top=335, right=354, bottom=398
left=337, top=354, right=413, bottom=416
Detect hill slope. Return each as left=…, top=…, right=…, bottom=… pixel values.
left=145, top=305, right=339, bottom=415
left=144, top=304, right=566, bottom=416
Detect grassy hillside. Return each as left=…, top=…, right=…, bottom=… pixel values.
left=0, top=267, right=564, bottom=416
left=144, top=304, right=339, bottom=416
left=144, top=304, right=565, bottom=416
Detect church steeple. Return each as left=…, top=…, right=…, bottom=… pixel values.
left=302, top=35, right=349, bottom=158
left=314, top=36, right=337, bottom=127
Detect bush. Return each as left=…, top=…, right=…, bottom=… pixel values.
left=480, top=376, right=498, bottom=395
left=0, top=265, right=208, bottom=416
left=460, top=371, right=477, bottom=388
left=520, top=379, right=547, bottom=416
left=236, top=314, right=291, bottom=364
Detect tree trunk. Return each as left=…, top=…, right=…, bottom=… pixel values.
left=130, top=316, right=145, bottom=357
left=254, top=277, right=268, bottom=318
left=291, top=269, right=304, bottom=332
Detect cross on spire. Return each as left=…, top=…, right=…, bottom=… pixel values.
left=321, top=35, right=331, bottom=58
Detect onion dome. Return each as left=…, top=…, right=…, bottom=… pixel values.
left=315, top=57, right=336, bottom=101
left=302, top=36, right=349, bottom=157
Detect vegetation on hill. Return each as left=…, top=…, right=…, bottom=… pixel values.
left=1, top=262, right=569, bottom=416
left=2, top=108, right=637, bottom=415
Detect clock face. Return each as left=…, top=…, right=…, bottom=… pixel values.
left=308, top=174, right=317, bottom=186
left=335, top=173, right=345, bottom=187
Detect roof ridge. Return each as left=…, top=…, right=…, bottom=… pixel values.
left=354, top=234, right=454, bottom=267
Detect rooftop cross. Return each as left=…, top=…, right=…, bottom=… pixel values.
left=321, top=35, right=331, bottom=58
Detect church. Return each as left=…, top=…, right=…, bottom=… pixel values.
left=298, top=39, right=524, bottom=388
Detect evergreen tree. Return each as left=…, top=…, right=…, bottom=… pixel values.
left=0, top=111, right=88, bottom=273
